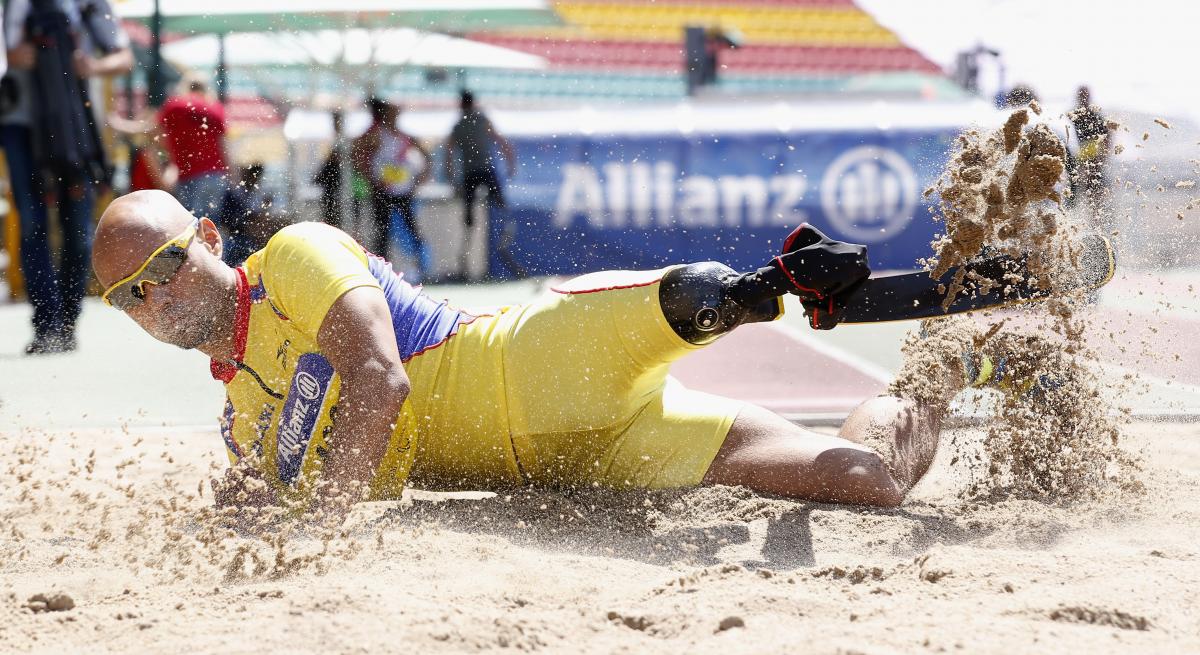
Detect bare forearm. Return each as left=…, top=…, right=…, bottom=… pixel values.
left=317, top=374, right=407, bottom=504
left=313, top=285, right=408, bottom=519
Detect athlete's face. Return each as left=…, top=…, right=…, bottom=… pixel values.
left=94, top=192, right=234, bottom=351
left=124, top=227, right=227, bottom=349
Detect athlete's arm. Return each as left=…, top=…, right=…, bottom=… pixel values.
left=74, top=46, right=133, bottom=78
left=312, top=285, right=409, bottom=518
left=351, top=129, right=381, bottom=188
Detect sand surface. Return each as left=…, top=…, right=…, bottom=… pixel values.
left=1, top=419, right=1196, bottom=654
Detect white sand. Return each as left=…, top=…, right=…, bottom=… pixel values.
left=1, top=419, right=1196, bottom=654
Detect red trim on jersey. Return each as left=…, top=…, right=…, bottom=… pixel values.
left=400, top=313, right=494, bottom=363
left=550, top=278, right=662, bottom=295
left=210, top=267, right=251, bottom=383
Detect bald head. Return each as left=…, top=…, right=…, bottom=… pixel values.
left=94, top=190, right=198, bottom=286
left=93, top=190, right=237, bottom=353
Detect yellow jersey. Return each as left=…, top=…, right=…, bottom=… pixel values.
left=213, top=222, right=475, bottom=505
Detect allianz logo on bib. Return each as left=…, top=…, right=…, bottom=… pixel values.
left=277, top=353, right=334, bottom=485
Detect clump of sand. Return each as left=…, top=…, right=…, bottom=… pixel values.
left=889, top=317, right=1140, bottom=501
left=925, top=109, right=1090, bottom=312
left=891, top=108, right=1141, bottom=502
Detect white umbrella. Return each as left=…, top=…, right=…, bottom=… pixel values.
left=162, top=28, right=547, bottom=70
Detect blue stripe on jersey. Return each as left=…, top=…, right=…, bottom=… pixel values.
left=366, top=256, right=472, bottom=360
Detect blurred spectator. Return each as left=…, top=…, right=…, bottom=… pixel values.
left=1069, top=86, right=1113, bottom=227
left=443, top=90, right=515, bottom=280
left=313, top=109, right=356, bottom=230
left=351, top=96, right=431, bottom=277
left=218, top=163, right=283, bottom=266
left=110, top=74, right=229, bottom=217
left=2, top=0, right=132, bottom=354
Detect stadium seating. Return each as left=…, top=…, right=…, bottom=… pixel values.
left=453, top=0, right=940, bottom=99
left=209, top=0, right=948, bottom=106
left=466, top=0, right=942, bottom=92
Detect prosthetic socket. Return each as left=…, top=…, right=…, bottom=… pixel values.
left=658, top=262, right=784, bottom=344
left=659, top=237, right=870, bottom=343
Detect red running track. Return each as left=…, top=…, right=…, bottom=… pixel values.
left=669, top=322, right=887, bottom=415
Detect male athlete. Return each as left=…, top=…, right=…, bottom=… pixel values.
left=92, top=190, right=944, bottom=516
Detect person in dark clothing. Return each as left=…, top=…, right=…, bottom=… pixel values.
left=443, top=90, right=515, bottom=280
left=313, top=109, right=355, bottom=230
left=351, top=97, right=431, bottom=279
left=1069, top=86, right=1113, bottom=228
left=218, top=163, right=278, bottom=266
left=2, top=0, right=133, bottom=354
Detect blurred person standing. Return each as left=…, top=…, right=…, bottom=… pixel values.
left=443, top=90, right=515, bottom=281
left=313, top=108, right=355, bottom=231
left=218, top=163, right=277, bottom=266
left=110, top=75, right=229, bottom=216
left=1069, top=86, right=1113, bottom=228
left=2, top=0, right=132, bottom=353
left=351, top=97, right=431, bottom=278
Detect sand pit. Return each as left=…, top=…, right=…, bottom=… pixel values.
left=3, top=107, right=1194, bottom=654
left=0, top=419, right=1196, bottom=654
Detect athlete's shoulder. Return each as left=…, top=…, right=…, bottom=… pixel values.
left=254, top=223, right=378, bottom=333
left=267, top=221, right=353, bottom=246
left=262, top=222, right=364, bottom=261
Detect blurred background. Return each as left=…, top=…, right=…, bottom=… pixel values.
left=1, top=0, right=1197, bottom=427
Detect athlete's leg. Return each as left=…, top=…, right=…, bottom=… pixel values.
left=702, top=397, right=942, bottom=507
left=459, top=172, right=482, bottom=278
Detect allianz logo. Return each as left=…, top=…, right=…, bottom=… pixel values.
left=277, top=354, right=334, bottom=484
left=555, top=162, right=808, bottom=229
left=279, top=391, right=319, bottom=453
left=295, top=371, right=321, bottom=401
left=554, top=147, right=920, bottom=244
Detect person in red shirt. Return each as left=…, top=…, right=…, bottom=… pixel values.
left=110, top=75, right=229, bottom=216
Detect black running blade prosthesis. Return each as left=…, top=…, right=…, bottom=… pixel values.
left=839, top=234, right=1116, bottom=324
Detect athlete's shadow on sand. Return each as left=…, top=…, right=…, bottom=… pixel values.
left=366, top=487, right=1069, bottom=572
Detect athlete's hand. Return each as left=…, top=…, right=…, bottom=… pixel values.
left=8, top=44, right=35, bottom=70
left=73, top=51, right=99, bottom=78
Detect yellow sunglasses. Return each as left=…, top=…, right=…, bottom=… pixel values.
left=101, top=221, right=198, bottom=311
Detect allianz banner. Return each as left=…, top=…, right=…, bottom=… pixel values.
left=488, top=129, right=957, bottom=278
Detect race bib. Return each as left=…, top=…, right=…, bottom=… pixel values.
left=372, top=134, right=424, bottom=195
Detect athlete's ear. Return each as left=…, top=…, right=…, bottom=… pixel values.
left=197, top=216, right=224, bottom=259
